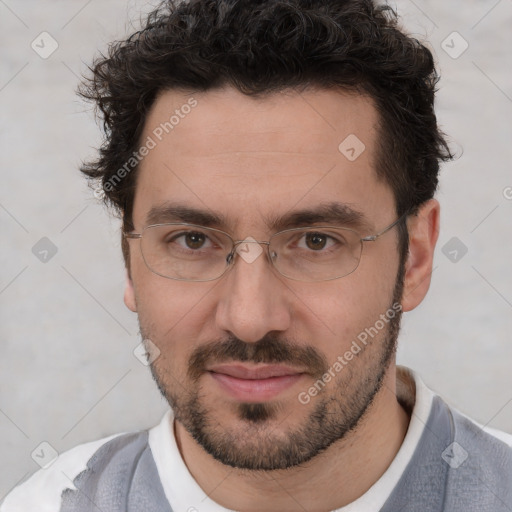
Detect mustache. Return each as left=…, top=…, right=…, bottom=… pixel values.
left=188, top=335, right=328, bottom=382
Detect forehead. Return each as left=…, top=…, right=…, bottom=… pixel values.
left=132, top=86, right=394, bottom=233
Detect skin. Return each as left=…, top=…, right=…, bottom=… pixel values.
left=123, top=86, right=440, bottom=511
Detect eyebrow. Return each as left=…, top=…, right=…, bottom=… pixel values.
left=144, top=201, right=372, bottom=233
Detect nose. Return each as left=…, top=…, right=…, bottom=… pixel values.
left=214, top=241, right=292, bottom=343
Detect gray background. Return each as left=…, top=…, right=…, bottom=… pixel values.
left=1, top=0, right=511, bottom=497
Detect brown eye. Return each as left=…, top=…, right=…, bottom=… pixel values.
left=305, top=232, right=327, bottom=250
left=183, top=232, right=207, bottom=249
left=166, top=230, right=213, bottom=252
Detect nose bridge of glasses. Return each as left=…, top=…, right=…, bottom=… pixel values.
left=229, top=239, right=271, bottom=258
left=223, top=238, right=272, bottom=268
left=232, top=239, right=271, bottom=248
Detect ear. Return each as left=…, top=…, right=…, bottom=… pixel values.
left=401, top=199, right=440, bottom=312
left=124, top=267, right=137, bottom=312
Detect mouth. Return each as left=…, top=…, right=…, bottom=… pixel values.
left=206, top=363, right=306, bottom=402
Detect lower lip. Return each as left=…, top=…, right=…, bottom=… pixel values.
left=209, top=372, right=304, bottom=402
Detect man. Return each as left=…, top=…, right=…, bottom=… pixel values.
left=2, top=0, right=511, bottom=510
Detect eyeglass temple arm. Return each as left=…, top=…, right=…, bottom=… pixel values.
left=123, top=232, right=142, bottom=239
left=360, top=213, right=409, bottom=242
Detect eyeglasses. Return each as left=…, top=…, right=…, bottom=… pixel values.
left=123, top=213, right=408, bottom=282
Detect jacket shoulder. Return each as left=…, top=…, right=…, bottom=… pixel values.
left=0, top=432, right=128, bottom=511
left=445, top=407, right=512, bottom=510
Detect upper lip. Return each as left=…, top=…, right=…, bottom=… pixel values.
left=207, top=364, right=305, bottom=380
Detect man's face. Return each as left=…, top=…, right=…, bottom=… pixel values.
left=125, top=86, right=404, bottom=470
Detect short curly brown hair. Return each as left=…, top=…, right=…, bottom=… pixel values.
left=78, top=0, right=453, bottom=269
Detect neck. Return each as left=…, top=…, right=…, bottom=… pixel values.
left=174, top=365, right=410, bottom=512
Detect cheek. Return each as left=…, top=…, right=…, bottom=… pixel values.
left=295, top=256, right=398, bottom=351
left=133, top=272, right=216, bottom=358
left=131, top=249, right=208, bottom=323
